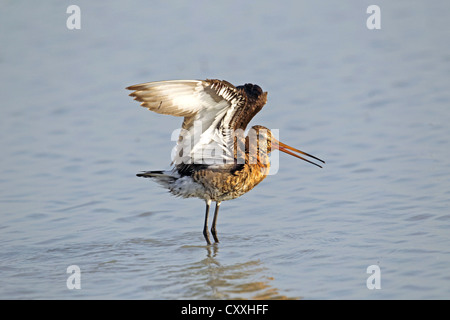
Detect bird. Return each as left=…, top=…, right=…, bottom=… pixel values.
left=126, top=79, right=324, bottom=244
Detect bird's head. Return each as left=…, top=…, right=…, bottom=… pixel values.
left=249, top=125, right=325, bottom=168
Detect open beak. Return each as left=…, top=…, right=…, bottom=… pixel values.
left=272, top=139, right=325, bottom=168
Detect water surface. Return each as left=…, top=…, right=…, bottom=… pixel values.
left=1, top=0, right=450, bottom=299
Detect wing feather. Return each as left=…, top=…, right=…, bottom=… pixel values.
left=127, top=80, right=205, bottom=116
left=127, top=79, right=247, bottom=166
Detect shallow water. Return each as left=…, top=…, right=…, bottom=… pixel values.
left=1, top=0, right=450, bottom=299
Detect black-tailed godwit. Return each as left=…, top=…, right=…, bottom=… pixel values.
left=126, top=79, right=324, bottom=244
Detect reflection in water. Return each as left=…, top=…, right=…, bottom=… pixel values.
left=181, top=245, right=298, bottom=300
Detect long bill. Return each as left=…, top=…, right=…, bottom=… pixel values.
left=272, top=139, right=325, bottom=168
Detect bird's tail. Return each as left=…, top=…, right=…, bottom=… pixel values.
left=136, top=170, right=177, bottom=188
left=136, top=170, right=167, bottom=178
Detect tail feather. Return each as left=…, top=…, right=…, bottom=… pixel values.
left=136, top=170, right=166, bottom=178
left=136, top=170, right=179, bottom=181
left=137, top=170, right=177, bottom=189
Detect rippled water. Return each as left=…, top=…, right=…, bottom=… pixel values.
left=1, top=1, right=450, bottom=299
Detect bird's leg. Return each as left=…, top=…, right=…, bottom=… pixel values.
left=203, top=200, right=212, bottom=245
left=211, top=201, right=221, bottom=243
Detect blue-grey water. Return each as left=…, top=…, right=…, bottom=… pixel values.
left=1, top=0, right=450, bottom=299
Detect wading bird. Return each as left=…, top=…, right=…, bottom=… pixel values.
left=126, top=79, right=324, bottom=244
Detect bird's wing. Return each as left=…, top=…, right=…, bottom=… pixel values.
left=127, top=79, right=247, bottom=167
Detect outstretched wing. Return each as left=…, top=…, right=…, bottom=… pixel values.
left=126, top=79, right=247, bottom=167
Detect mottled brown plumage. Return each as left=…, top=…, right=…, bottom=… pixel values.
left=191, top=131, right=271, bottom=202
